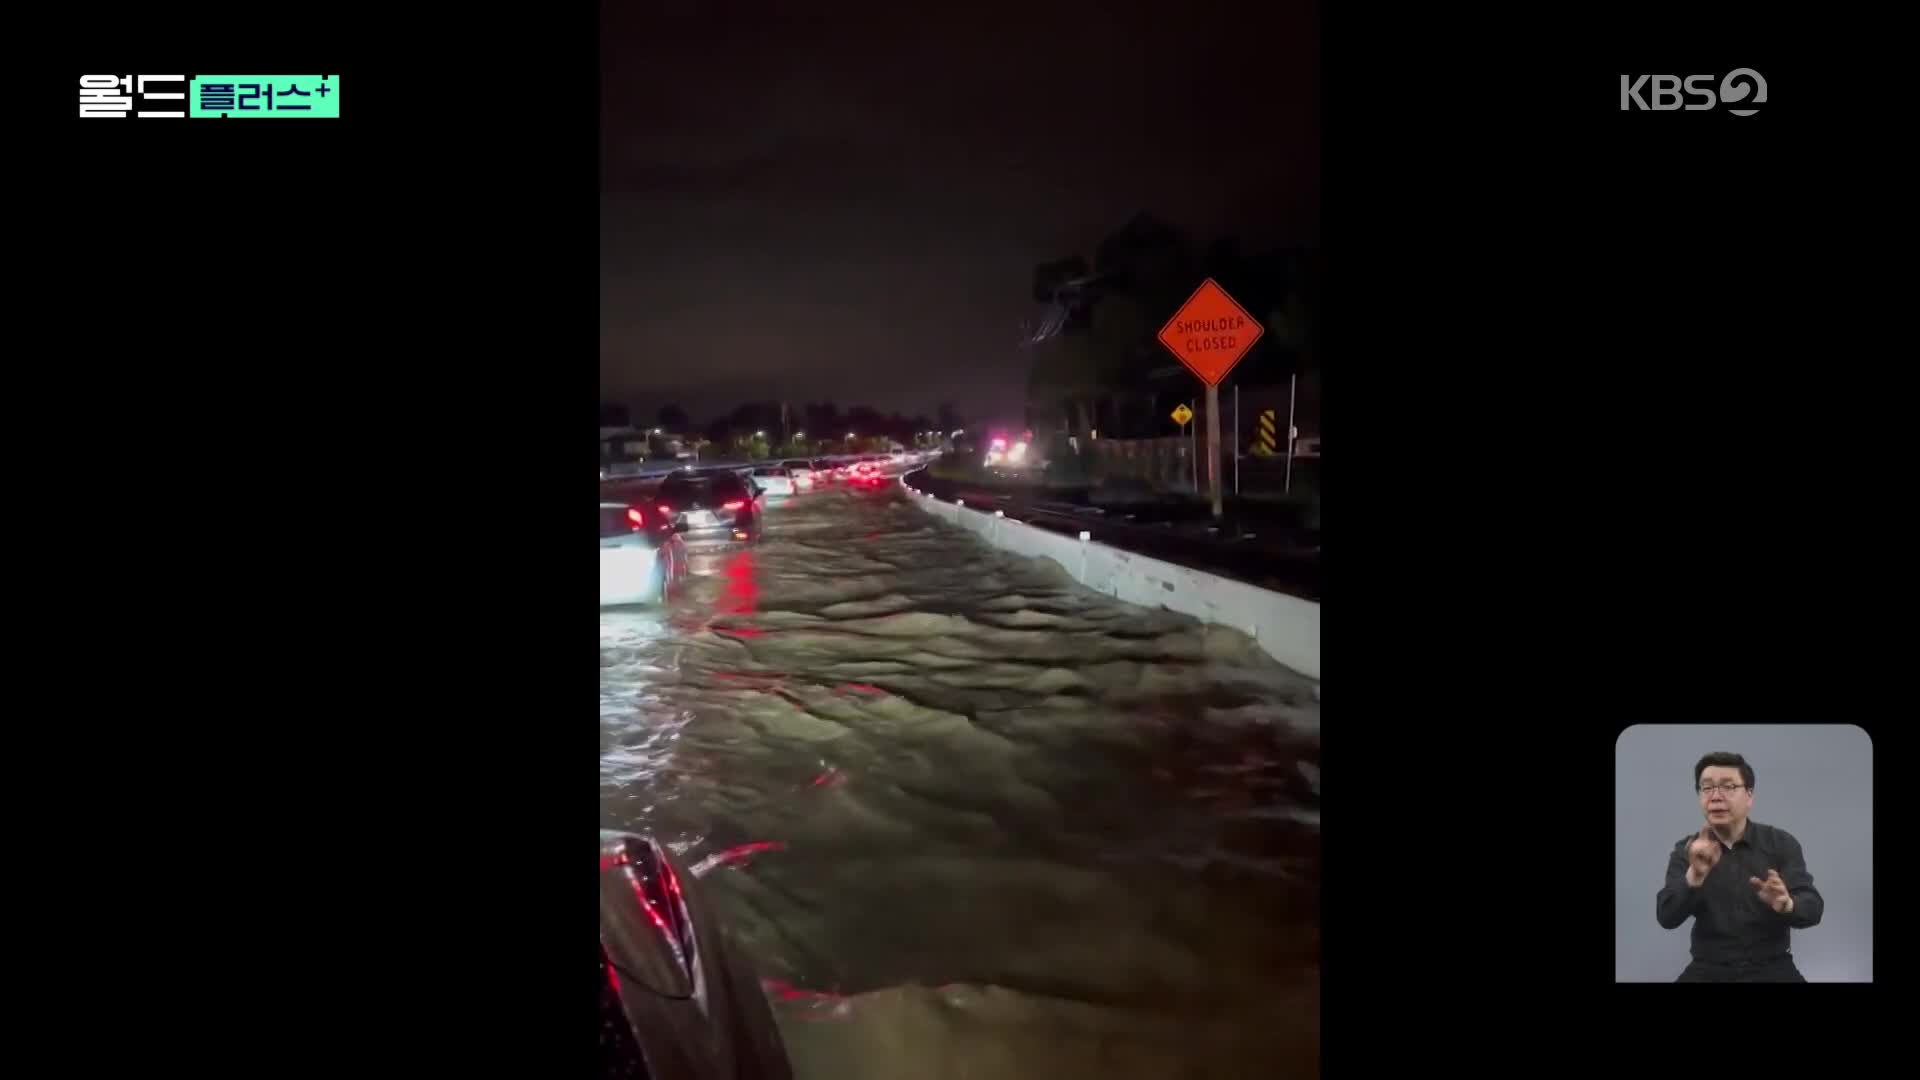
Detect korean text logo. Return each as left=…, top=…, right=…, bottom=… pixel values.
left=1619, top=69, right=1765, bottom=116
left=79, top=75, right=340, bottom=118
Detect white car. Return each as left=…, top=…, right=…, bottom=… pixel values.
left=779, top=459, right=816, bottom=491
left=600, top=501, right=687, bottom=606
left=749, top=465, right=797, bottom=498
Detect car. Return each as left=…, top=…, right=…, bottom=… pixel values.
left=779, top=459, right=816, bottom=491
left=751, top=464, right=798, bottom=498
left=845, top=458, right=888, bottom=488
left=600, top=831, right=795, bottom=1079
left=808, top=458, right=838, bottom=484
left=656, top=470, right=763, bottom=543
left=600, top=501, right=687, bottom=606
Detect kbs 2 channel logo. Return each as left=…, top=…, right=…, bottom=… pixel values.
left=78, top=75, right=340, bottom=118
left=1620, top=68, right=1766, bottom=116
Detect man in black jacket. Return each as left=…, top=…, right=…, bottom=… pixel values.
left=1656, top=751, right=1824, bottom=982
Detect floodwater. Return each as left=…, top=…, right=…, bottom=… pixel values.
left=600, top=479, right=1320, bottom=1078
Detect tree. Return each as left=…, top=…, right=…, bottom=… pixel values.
left=1092, top=212, right=1194, bottom=302
left=1025, top=212, right=1322, bottom=440
left=1024, top=213, right=1196, bottom=440
left=726, top=401, right=783, bottom=441
left=1208, top=247, right=1318, bottom=385
left=803, top=401, right=843, bottom=440
left=844, top=405, right=884, bottom=437
left=655, top=404, right=689, bottom=431
left=1027, top=326, right=1100, bottom=435
left=881, top=413, right=924, bottom=444
left=1032, top=255, right=1092, bottom=304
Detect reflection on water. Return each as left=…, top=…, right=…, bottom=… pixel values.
left=600, top=483, right=1320, bottom=1078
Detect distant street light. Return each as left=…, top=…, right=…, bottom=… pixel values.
left=847, top=431, right=856, bottom=439
left=756, top=430, right=766, bottom=438
left=795, top=430, right=805, bottom=439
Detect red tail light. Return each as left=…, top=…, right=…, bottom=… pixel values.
left=626, top=507, right=646, bottom=528
left=657, top=504, right=672, bottom=515
left=723, top=500, right=745, bottom=511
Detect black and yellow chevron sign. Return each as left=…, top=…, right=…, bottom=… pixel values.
left=1255, top=409, right=1278, bottom=455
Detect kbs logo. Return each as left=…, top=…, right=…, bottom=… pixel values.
left=1620, top=69, right=1766, bottom=116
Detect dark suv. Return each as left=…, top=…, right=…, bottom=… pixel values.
left=654, top=470, right=763, bottom=543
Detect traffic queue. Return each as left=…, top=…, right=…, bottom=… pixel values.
left=598, top=450, right=936, bottom=607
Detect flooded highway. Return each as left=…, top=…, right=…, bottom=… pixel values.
left=599, top=477, right=1321, bottom=1078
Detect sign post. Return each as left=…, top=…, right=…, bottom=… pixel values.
left=1157, top=279, right=1264, bottom=520
left=1284, top=372, right=1298, bottom=495
left=1169, top=403, right=1194, bottom=492
left=1205, top=385, right=1222, bottom=513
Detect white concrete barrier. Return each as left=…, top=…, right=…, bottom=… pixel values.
left=905, top=484, right=1319, bottom=680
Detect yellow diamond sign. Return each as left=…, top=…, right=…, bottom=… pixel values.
left=1170, top=403, right=1194, bottom=426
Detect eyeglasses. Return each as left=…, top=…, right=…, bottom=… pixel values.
left=1698, top=783, right=1747, bottom=795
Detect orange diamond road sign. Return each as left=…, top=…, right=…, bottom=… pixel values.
left=1157, top=278, right=1264, bottom=387
left=1170, top=403, right=1193, bottom=426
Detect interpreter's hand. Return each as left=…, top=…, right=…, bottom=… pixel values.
left=1685, top=824, right=1721, bottom=887
left=1749, top=868, right=1792, bottom=913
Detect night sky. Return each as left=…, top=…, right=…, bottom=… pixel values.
left=601, top=2, right=1318, bottom=428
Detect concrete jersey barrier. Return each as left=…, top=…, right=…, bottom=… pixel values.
left=903, top=483, right=1320, bottom=681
